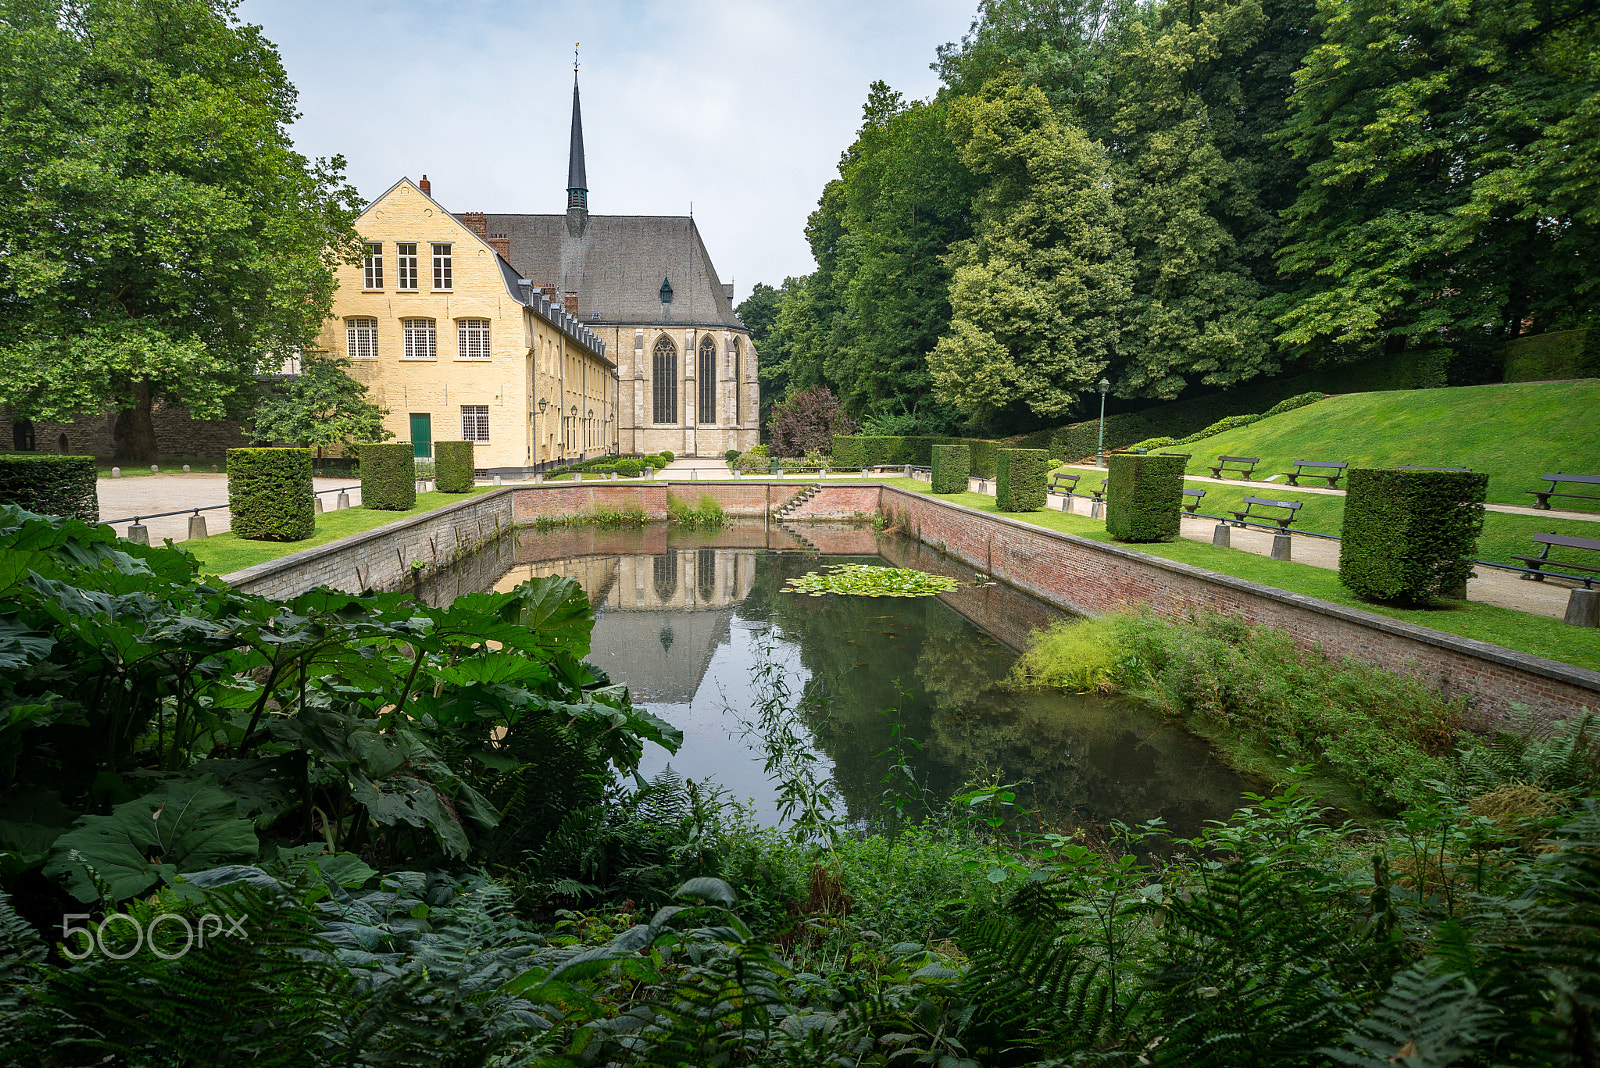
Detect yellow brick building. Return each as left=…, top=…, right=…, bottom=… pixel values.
left=320, top=177, right=617, bottom=475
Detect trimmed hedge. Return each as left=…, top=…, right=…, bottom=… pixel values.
left=1105, top=453, right=1184, bottom=543
left=832, top=434, right=1002, bottom=477
left=615, top=458, right=644, bottom=477
left=227, top=448, right=314, bottom=541
left=969, top=439, right=999, bottom=479
left=930, top=444, right=970, bottom=494
left=1504, top=326, right=1600, bottom=383
left=995, top=448, right=1049, bottom=512
left=1339, top=468, right=1489, bottom=603
left=358, top=443, right=416, bottom=511
left=434, top=441, right=476, bottom=493
left=0, top=453, right=97, bottom=522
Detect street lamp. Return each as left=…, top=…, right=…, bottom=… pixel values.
left=537, top=397, right=548, bottom=414
left=1096, top=377, right=1111, bottom=469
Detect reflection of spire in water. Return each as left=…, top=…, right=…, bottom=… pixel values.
left=659, top=625, right=674, bottom=655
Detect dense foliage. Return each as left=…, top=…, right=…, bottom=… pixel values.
left=226, top=447, right=313, bottom=541
left=752, top=0, right=1599, bottom=438
left=433, top=440, right=476, bottom=492
left=1340, top=469, right=1491, bottom=603
left=0, top=0, right=364, bottom=461
left=995, top=447, right=1048, bottom=511
left=358, top=442, right=416, bottom=511
left=930, top=443, right=971, bottom=493
left=1105, top=453, right=1184, bottom=542
left=0, top=453, right=96, bottom=522
left=767, top=386, right=857, bottom=458
left=249, top=353, right=390, bottom=463
left=1504, top=325, right=1600, bottom=382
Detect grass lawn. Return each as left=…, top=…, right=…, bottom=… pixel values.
left=881, top=478, right=1600, bottom=672
left=185, top=488, right=497, bottom=575
left=1161, top=380, right=1600, bottom=508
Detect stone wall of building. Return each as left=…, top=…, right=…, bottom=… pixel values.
left=1, top=404, right=248, bottom=459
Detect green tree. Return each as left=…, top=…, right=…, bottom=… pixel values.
left=1273, top=0, right=1600, bottom=355
left=736, top=280, right=793, bottom=436
left=248, top=353, right=390, bottom=466
left=931, top=77, right=1131, bottom=425
left=0, top=0, right=363, bottom=462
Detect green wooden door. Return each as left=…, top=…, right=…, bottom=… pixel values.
left=409, top=413, right=432, bottom=458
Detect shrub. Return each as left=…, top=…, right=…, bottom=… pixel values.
left=830, top=434, right=996, bottom=473
left=1340, top=469, right=1489, bottom=603
left=434, top=441, right=475, bottom=492
left=1105, top=453, right=1184, bottom=542
left=769, top=387, right=857, bottom=457
left=226, top=448, right=314, bottom=541
left=0, top=453, right=97, bottom=522
left=667, top=493, right=725, bottom=527
left=734, top=444, right=771, bottom=472
left=725, top=449, right=741, bottom=463
left=995, top=448, right=1048, bottom=511
left=930, top=444, right=970, bottom=494
left=1262, top=392, right=1327, bottom=418
left=358, top=443, right=416, bottom=511
left=615, top=458, right=644, bottom=477
left=968, top=439, right=998, bottom=479
left=660, top=450, right=675, bottom=463
left=1503, top=325, right=1600, bottom=383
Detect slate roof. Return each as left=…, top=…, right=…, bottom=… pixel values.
left=462, top=213, right=746, bottom=330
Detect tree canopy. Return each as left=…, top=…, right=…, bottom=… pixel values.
left=0, top=0, right=364, bottom=460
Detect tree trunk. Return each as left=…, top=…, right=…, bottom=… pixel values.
left=113, top=381, right=158, bottom=464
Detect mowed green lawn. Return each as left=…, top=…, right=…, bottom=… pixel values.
left=881, top=478, right=1599, bottom=672
left=1166, top=380, right=1600, bottom=508
left=185, top=488, right=498, bottom=575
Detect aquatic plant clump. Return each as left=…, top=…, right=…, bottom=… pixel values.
left=784, top=563, right=959, bottom=598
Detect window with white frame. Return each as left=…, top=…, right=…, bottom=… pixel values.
left=457, top=318, right=490, bottom=360
left=402, top=318, right=436, bottom=360
left=461, top=405, right=489, bottom=442
left=345, top=317, right=378, bottom=359
left=362, top=243, right=383, bottom=289
left=431, top=243, right=452, bottom=289
left=396, top=242, right=418, bottom=290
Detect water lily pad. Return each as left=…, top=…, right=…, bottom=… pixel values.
left=782, top=564, right=959, bottom=598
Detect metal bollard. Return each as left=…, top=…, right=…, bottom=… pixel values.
left=1566, top=587, right=1599, bottom=628
left=1270, top=531, right=1292, bottom=561
left=1212, top=523, right=1231, bottom=548
left=187, top=514, right=208, bottom=540
left=127, top=522, right=149, bottom=544
left=336, top=491, right=350, bottom=510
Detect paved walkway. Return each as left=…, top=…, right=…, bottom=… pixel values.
left=97, top=474, right=362, bottom=544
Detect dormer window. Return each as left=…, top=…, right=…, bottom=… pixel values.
left=659, top=277, right=673, bottom=304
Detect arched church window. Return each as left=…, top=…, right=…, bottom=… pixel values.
left=732, top=337, right=741, bottom=424
left=697, top=549, right=716, bottom=603
left=652, top=336, right=677, bottom=424
left=653, top=552, right=678, bottom=603
left=698, top=336, right=716, bottom=424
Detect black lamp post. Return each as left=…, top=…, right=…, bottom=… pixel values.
left=1096, top=377, right=1110, bottom=468
left=537, top=397, right=548, bottom=414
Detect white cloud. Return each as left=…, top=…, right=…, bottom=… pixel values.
left=238, top=0, right=976, bottom=304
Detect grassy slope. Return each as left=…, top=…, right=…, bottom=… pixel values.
left=186, top=488, right=496, bottom=575
left=881, top=478, right=1599, bottom=672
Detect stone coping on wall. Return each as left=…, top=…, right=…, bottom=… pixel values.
left=879, top=485, right=1600, bottom=719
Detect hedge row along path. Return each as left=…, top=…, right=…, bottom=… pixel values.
left=96, top=473, right=362, bottom=543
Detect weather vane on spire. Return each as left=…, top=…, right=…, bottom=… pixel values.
left=574, top=42, right=580, bottom=74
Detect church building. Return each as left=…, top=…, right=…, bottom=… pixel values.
left=323, top=72, right=758, bottom=473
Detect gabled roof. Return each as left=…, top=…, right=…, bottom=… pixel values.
left=461, top=213, right=746, bottom=330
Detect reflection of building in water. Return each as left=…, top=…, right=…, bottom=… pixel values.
left=500, top=549, right=757, bottom=703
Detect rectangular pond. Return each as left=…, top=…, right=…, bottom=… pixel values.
left=425, top=520, right=1256, bottom=837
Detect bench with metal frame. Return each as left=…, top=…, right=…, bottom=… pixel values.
left=1281, top=460, right=1348, bottom=488
left=1048, top=472, right=1082, bottom=496
left=1512, top=532, right=1600, bottom=587
left=1526, top=474, right=1600, bottom=511
left=1226, top=495, right=1303, bottom=530
left=1209, top=455, right=1260, bottom=480
left=1182, top=488, right=1206, bottom=514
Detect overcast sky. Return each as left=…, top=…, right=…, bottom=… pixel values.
left=236, top=0, right=980, bottom=306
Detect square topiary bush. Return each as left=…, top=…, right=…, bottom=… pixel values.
left=930, top=444, right=970, bottom=493
left=434, top=441, right=476, bottom=493
left=227, top=448, right=313, bottom=541
left=1105, top=453, right=1184, bottom=542
left=1340, top=468, right=1489, bottom=602
left=358, top=443, right=416, bottom=510
left=0, top=453, right=97, bottom=522
left=968, top=439, right=999, bottom=479
left=996, top=448, right=1048, bottom=511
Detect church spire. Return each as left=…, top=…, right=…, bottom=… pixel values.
left=566, top=48, right=588, bottom=219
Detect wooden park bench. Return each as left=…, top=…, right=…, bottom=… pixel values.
left=1090, top=478, right=1108, bottom=502
left=1281, top=460, right=1348, bottom=488
left=1227, top=495, right=1303, bottom=530
left=1048, top=472, right=1081, bottom=496
left=1512, top=533, right=1600, bottom=587
left=1209, top=455, right=1260, bottom=480
left=1182, top=488, right=1206, bottom=514
left=1526, top=474, right=1600, bottom=511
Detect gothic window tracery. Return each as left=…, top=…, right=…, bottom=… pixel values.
left=652, top=336, right=678, bottom=424
left=698, top=336, right=716, bottom=424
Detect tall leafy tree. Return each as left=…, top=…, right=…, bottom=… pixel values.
left=1273, top=0, right=1600, bottom=354
left=930, top=77, right=1131, bottom=425
left=0, top=0, right=363, bottom=461
left=248, top=353, right=389, bottom=466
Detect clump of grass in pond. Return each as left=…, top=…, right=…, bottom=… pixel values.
left=667, top=493, right=726, bottom=527
left=1009, top=614, right=1126, bottom=692
left=532, top=502, right=647, bottom=529
left=784, top=563, right=959, bottom=598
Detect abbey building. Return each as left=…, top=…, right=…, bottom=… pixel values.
left=322, top=74, right=758, bottom=474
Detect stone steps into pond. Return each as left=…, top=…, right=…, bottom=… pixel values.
left=774, top=484, right=822, bottom=520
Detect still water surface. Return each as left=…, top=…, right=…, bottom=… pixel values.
left=442, top=521, right=1254, bottom=837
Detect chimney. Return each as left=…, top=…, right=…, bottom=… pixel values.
left=463, top=212, right=488, bottom=238
left=563, top=293, right=578, bottom=316
left=488, top=233, right=511, bottom=260
left=419, top=174, right=431, bottom=196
